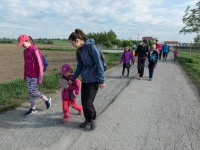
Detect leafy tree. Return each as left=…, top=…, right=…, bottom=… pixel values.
left=180, top=1, right=200, bottom=44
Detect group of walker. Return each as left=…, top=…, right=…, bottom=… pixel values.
left=17, top=29, right=105, bottom=131
left=120, top=39, right=179, bottom=80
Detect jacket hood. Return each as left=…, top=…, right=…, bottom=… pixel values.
left=85, top=38, right=95, bottom=45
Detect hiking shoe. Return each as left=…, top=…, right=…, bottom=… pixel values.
left=24, top=108, right=37, bottom=116
left=79, top=120, right=90, bottom=128
left=120, top=75, right=124, bottom=78
left=45, top=97, right=51, bottom=109
left=61, top=119, right=68, bottom=123
left=78, top=110, right=83, bottom=115
left=90, top=119, right=97, bottom=130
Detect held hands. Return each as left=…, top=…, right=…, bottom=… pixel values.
left=68, top=80, right=73, bottom=85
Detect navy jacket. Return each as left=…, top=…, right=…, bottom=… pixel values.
left=71, top=38, right=104, bottom=84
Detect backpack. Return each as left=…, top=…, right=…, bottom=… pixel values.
left=77, top=44, right=107, bottom=71
left=150, top=53, right=157, bottom=62
left=42, top=55, right=48, bottom=72
left=33, top=48, right=48, bottom=72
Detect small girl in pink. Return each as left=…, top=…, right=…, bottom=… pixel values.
left=174, top=48, right=179, bottom=61
left=59, top=63, right=83, bottom=123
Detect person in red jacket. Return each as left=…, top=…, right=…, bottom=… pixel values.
left=17, top=35, right=51, bottom=116
left=59, top=63, right=83, bottom=123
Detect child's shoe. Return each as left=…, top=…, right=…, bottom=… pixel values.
left=45, top=97, right=52, bottom=109
left=61, top=118, right=68, bottom=123
left=78, top=110, right=83, bottom=115
left=24, top=108, right=37, bottom=116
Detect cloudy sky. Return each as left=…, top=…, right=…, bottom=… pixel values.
left=0, top=0, right=198, bottom=43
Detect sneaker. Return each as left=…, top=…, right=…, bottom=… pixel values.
left=78, top=110, right=83, bottom=115
left=149, top=78, right=152, bottom=81
left=90, top=119, right=97, bottom=130
left=45, top=97, right=51, bottom=109
left=120, top=75, right=124, bottom=78
left=61, top=119, right=68, bottom=123
left=79, top=120, right=91, bottom=128
left=24, top=108, right=37, bottom=116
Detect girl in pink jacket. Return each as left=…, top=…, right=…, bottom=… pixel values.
left=59, top=63, right=83, bottom=123
left=17, top=35, right=51, bottom=116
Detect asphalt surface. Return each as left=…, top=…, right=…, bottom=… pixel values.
left=0, top=52, right=200, bottom=150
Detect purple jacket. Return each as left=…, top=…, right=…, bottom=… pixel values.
left=120, top=51, right=133, bottom=64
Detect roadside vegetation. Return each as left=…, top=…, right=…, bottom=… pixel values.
left=177, top=47, right=200, bottom=95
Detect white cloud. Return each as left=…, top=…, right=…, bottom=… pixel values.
left=0, top=0, right=198, bottom=42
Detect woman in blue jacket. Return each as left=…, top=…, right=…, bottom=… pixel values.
left=68, top=29, right=105, bottom=130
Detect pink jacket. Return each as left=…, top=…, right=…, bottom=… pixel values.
left=174, top=50, right=179, bottom=56
left=61, top=75, right=80, bottom=100
left=23, top=45, right=44, bottom=84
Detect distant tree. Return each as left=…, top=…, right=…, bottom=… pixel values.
left=180, top=1, right=200, bottom=34
left=180, top=1, right=200, bottom=44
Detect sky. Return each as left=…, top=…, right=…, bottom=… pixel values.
left=0, top=0, right=198, bottom=43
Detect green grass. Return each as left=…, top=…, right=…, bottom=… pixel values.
left=0, top=52, right=121, bottom=113
left=177, top=50, right=200, bottom=95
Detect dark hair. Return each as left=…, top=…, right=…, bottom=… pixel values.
left=28, top=36, right=35, bottom=46
left=68, top=29, right=87, bottom=42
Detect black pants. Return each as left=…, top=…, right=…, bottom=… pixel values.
left=81, top=82, right=99, bottom=121
left=149, top=62, right=156, bottom=78
left=159, top=51, right=162, bottom=60
left=137, top=58, right=146, bottom=77
left=122, top=63, right=130, bottom=76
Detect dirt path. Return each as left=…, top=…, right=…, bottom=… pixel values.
left=0, top=52, right=200, bottom=150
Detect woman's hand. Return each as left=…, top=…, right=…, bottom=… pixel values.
left=99, top=83, right=106, bottom=89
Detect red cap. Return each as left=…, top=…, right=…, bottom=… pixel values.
left=17, top=35, right=30, bottom=46
left=60, top=63, right=72, bottom=75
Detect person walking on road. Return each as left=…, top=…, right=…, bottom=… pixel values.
left=148, top=44, right=158, bottom=81
left=131, top=44, right=137, bottom=65
left=156, top=40, right=162, bottom=60
left=135, top=39, right=149, bottom=80
left=120, top=45, right=133, bottom=78
left=58, top=63, right=83, bottom=123
left=68, top=29, right=105, bottom=130
left=173, top=47, right=179, bottom=62
left=162, top=42, right=170, bottom=62
left=17, top=35, right=51, bottom=116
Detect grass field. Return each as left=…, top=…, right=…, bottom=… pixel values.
left=177, top=48, right=200, bottom=95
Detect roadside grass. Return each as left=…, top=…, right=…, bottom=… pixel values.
left=177, top=50, right=200, bottom=95
left=0, top=52, right=121, bottom=113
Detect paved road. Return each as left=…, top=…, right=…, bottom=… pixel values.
left=0, top=53, right=200, bottom=150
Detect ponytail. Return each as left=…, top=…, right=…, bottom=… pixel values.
left=28, top=36, right=35, bottom=46
left=68, top=29, right=87, bottom=42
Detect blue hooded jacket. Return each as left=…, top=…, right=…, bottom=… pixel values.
left=162, top=44, right=169, bottom=53
left=71, top=38, right=104, bottom=84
